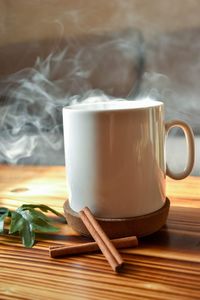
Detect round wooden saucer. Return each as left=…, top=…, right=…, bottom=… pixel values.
left=63, top=198, right=170, bottom=238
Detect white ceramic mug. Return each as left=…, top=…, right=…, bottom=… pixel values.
left=63, top=99, right=195, bottom=218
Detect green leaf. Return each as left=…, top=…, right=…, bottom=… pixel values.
left=31, top=218, right=59, bottom=233
left=14, top=206, right=61, bottom=247
left=9, top=211, right=24, bottom=234
left=26, top=209, right=50, bottom=223
left=9, top=210, right=35, bottom=247
left=19, top=204, right=64, bottom=219
left=19, top=219, right=35, bottom=248
left=0, top=207, right=9, bottom=215
left=1, top=203, right=64, bottom=248
left=0, top=208, right=10, bottom=233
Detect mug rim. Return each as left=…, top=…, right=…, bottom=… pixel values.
left=63, top=99, right=163, bottom=113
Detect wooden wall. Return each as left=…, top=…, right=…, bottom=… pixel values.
left=0, top=0, right=200, bottom=47
left=0, top=0, right=200, bottom=109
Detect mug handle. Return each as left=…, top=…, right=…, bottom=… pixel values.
left=165, top=120, right=195, bottom=180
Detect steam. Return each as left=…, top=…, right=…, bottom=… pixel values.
left=0, top=58, right=65, bottom=163
left=0, top=53, right=109, bottom=164
left=140, top=31, right=200, bottom=131
left=0, top=29, right=143, bottom=164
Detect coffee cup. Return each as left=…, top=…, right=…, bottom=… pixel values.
left=63, top=99, right=195, bottom=218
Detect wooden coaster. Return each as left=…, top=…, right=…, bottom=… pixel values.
left=63, top=198, right=170, bottom=238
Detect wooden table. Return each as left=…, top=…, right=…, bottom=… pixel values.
left=0, top=165, right=200, bottom=300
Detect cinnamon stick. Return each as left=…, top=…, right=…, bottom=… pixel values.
left=79, top=207, right=124, bottom=272
left=49, top=236, right=138, bottom=258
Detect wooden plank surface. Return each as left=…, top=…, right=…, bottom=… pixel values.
left=0, top=165, right=200, bottom=300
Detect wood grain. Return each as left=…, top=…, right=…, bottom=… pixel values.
left=0, top=165, right=200, bottom=300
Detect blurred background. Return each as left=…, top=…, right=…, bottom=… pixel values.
left=0, top=0, right=199, bottom=175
